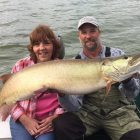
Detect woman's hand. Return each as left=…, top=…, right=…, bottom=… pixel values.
left=0, top=73, right=12, bottom=84
left=19, top=114, right=40, bottom=136
left=37, top=114, right=58, bottom=135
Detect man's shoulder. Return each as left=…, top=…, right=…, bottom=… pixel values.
left=74, top=46, right=125, bottom=59
left=109, top=47, right=125, bottom=57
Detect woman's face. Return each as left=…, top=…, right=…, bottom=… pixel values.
left=33, top=41, right=53, bottom=63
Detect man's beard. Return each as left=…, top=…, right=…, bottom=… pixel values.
left=83, top=38, right=98, bottom=51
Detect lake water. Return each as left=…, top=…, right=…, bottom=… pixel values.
left=0, top=0, right=140, bottom=74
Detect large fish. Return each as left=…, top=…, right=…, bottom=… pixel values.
left=0, top=54, right=140, bottom=120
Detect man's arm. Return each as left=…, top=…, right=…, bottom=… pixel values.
left=58, top=94, right=83, bottom=111
left=119, top=77, right=140, bottom=100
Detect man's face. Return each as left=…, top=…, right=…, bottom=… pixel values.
left=78, top=23, right=100, bottom=52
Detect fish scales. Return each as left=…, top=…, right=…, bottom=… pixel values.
left=0, top=59, right=104, bottom=106
left=1, top=54, right=140, bottom=107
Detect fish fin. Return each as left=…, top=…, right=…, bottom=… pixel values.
left=106, top=80, right=112, bottom=95
left=104, top=77, right=113, bottom=95
left=0, top=104, right=12, bottom=121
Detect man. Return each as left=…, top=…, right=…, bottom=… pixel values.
left=53, top=16, right=140, bottom=140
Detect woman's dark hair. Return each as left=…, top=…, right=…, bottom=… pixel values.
left=27, top=24, right=61, bottom=63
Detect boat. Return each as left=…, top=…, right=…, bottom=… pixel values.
left=0, top=116, right=11, bottom=139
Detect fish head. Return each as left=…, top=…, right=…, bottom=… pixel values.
left=126, top=53, right=140, bottom=76
left=102, top=54, right=140, bottom=82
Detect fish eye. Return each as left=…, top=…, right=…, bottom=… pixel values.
left=124, top=55, right=128, bottom=59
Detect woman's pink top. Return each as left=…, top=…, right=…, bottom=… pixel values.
left=10, top=56, right=64, bottom=121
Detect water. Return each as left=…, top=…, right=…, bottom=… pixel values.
left=0, top=0, right=140, bottom=74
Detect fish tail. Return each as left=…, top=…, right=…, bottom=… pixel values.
left=0, top=104, right=11, bottom=121
left=0, top=73, right=12, bottom=121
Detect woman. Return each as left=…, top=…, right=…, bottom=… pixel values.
left=10, top=24, right=64, bottom=140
